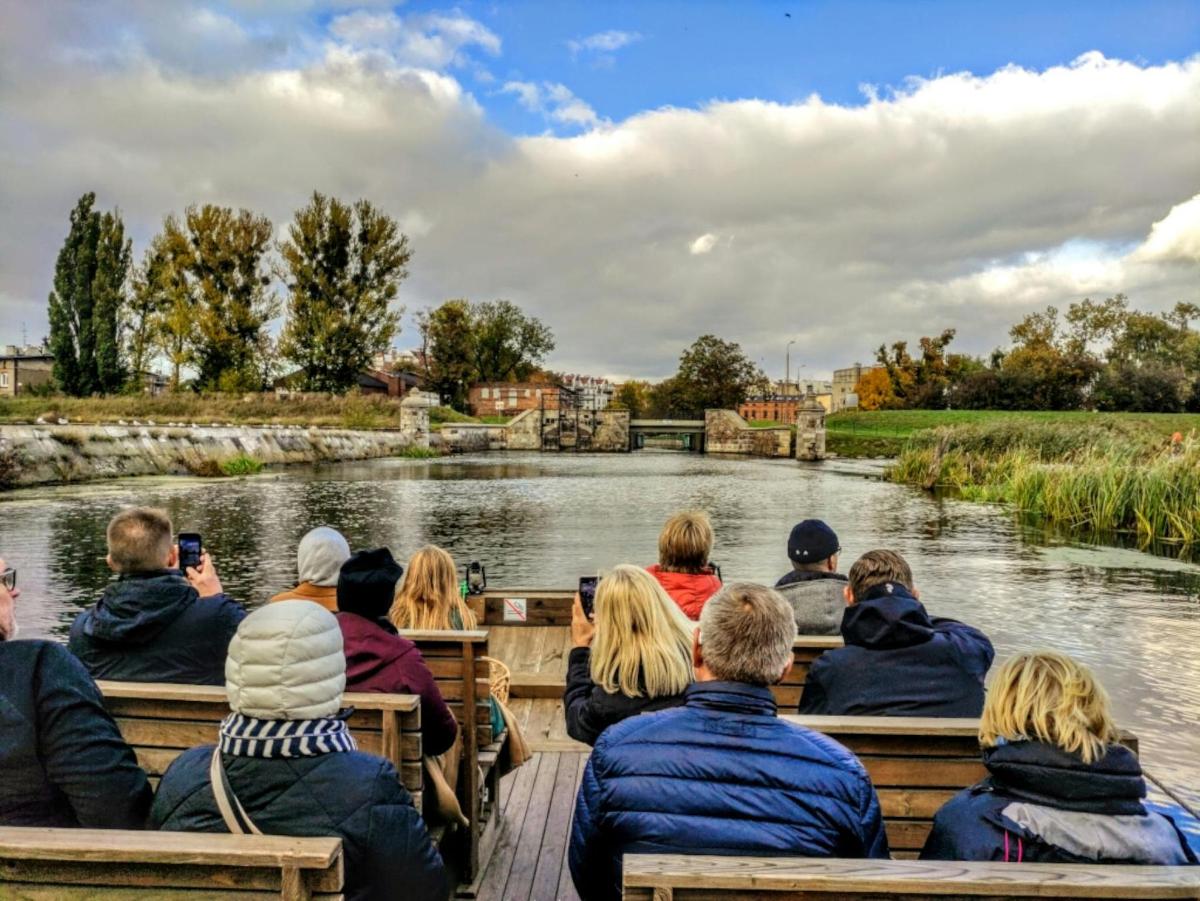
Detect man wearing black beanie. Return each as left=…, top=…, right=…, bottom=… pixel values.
left=773, top=519, right=846, bottom=635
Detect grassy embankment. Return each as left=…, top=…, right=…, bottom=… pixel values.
left=876, top=412, right=1200, bottom=546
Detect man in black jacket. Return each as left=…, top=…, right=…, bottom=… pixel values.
left=798, top=549, right=994, bottom=717
left=0, top=554, right=152, bottom=828
left=69, top=507, right=245, bottom=685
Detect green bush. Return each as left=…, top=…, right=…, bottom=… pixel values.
left=219, top=454, right=265, bottom=477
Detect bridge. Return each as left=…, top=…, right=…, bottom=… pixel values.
left=629, top=419, right=706, bottom=452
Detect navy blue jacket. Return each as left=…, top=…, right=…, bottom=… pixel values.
left=0, top=639, right=151, bottom=828
left=798, top=584, right=994, bottom=717
left=563, top=646, right=687, bottom=746
left=921, top=741, right=1197, bottom=865
left=151, top=745, right=450, bottom=901
left=569, top=681, right=888, bottom=901
left=69, top=571, right=245, bottom=685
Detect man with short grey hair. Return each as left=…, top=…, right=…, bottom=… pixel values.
left=569, top=582, right=888, bottom=901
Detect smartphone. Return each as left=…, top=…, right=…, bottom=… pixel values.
left=578, top=575, right=599, bottom=620
left=178, top=533, right=203, bottom=572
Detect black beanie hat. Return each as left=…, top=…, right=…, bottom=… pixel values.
left=787, top=520, right=840, bottom=564
left=337, top=548, right=404, bottom=621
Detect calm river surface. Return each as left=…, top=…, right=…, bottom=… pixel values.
left=2, top=451, right=1198, bottom=804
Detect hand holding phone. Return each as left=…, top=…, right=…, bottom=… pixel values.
left=178, top=533, right=203, bottom=572
left=578, top=575, right=599, bottom=621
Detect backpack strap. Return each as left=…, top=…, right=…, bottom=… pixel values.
left=209, top=747, right=264, bottom=836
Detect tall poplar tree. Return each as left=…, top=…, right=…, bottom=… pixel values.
left=279, top=192, right=411, bottom=392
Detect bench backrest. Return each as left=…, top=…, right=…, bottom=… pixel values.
left=477, top=589, right=574, bottom=626
left=782, top=716, right=1139, bottom=858
left=772, top=636, right=843, bottom=708
left=99, top=682, right=424, bottom=812
left=0, top=827, right=343, bottom=900
left=622, top=854, right=1200, bottom=899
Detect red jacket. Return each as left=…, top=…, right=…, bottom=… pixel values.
left=336, top=612, right=458, bottom=757
left=646, top=565, right=722, bottom=620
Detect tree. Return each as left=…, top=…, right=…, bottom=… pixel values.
left=279, top=192, right=411, bottom=392
left=418, top=300, right=476, bottom=410
left=668, top=335, right=766, bottom=417
left=471, top=300, right=556, bottom=383
left=854, top=368, right=899, bottom=410
left=144, top=205, right=278, bottom=391
left=875, top=329, right=958, bottom=408
left=612, top=380, right=652, bottom=418
left=46, top=193, right=131, bottom=395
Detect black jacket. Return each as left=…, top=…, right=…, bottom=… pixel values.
left=0, top=639, right=151, bottom=828
left=563, top=646, right=687, bottom=746
left=798, top=583, right=994, bottom=717
left=151, top=745, right=450, bottom=901
left=921, top=741, right=1197, bottom=865
left=68, top=571, right=245, bottom=685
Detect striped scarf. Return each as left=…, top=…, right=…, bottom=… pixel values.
left=218, top=712, right=357, bottom=758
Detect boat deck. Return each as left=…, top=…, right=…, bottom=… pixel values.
left=472, top=751, right=587, bottom=901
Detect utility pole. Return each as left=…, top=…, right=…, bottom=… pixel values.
left=786, top=340, right=796, bottom=393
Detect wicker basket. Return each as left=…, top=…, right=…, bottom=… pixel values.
left=479, top=656, right=511, bottom=705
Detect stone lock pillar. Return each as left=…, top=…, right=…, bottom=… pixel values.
left=794, top=393, right=827, bottom=461
left=399, top=388, right=439, bottom=448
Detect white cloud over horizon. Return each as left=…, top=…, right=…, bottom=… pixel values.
left=0, top=3, right=1197, bottom=380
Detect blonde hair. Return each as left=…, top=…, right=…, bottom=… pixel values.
left=590, top=565, right=694, bottom=698
left=389, top=545, right=478, bottom=631
left=980, top=650, right=1119, bottom=765
left=658, top=511, right=714, bottom=574
left=847, top=549, right=913, bottom=601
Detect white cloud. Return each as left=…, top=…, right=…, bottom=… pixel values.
left=567, top=29, right=642, bottom=56
left=1132, top=193, right=1200, bottom=264
left=328, top=9, right=500, bottom=69
left=689, top=233, right=718, bottom=255
left=501, top=80, right=600, bottom=128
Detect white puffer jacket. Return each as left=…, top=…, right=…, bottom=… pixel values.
left=225, top=600, right=346, bottom=720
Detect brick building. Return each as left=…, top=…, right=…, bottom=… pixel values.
left=468, top=382, right=555, bottom=416
left=832, top=363, right=884, bottom=411
left=0, top=346, right=54, bottom=397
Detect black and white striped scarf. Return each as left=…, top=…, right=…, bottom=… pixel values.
left=218, top=712, right=357, bottom=758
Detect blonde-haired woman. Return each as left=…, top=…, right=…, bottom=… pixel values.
left=921, top=650, right=1196, bottom=865
left=564, top=565, right=694, bottom=746
left=646, top=511, right=722, bottom=619
left=389, top=545, right=477, bottom=631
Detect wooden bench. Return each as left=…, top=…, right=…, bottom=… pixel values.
left=98, top=682, right=424, bottom=813
left=782, top=716, right=1139, bottom=859
left=0, top=827, right=343, bottom=900
left=397, top=630, right=504, bottom=888
left=622, top=854, right=1200, bottom=899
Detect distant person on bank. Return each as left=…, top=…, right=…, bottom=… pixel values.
left=798, top=549, right=994, bottom=717
left=564, top=565, right=692, bottom=746
left=150, top=601, right=450, bottom=901
left=569, top=582, right=888, bottom=901
left=270, top=526, right=351, bottom=611
left=69, top=508, right=245, bottom=685
left=921, top=650, right=1197, bottom=865
left=645, top=511, right=722, bottom=619
left=0, top=554, right=152, bottom=828
left=773, top=519, right=846, bottom=634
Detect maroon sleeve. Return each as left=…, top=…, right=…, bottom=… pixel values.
left=395, top=643, right=459, bottom=757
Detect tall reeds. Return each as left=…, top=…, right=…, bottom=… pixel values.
left=889, top=420, right=1200, bottom=546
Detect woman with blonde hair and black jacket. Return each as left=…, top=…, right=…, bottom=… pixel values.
left=564, top=564, right=694, bottom=746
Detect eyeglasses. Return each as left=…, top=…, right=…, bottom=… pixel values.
left=0, top=569, right=15, bottom=592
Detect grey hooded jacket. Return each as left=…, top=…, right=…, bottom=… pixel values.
left=773, top=570, right=846, bottom=634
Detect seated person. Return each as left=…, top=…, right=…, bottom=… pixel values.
left=336, top=547, right=458, bottom=756
left=921, top=650, right=1196, bottom=865
left=798, top=549, right=994, bottom=717
left=270, top=526, right=351, bottom=611
left=69, top=507, right=245, bottom=685
left=0, top=554, right=152, bottom=828
left=564, top=565, right=692, bottom=746
left=150, top=600, right=450, bottom=901
left=569, top=583, right=887, bottom=901
left=773, top=519, right=846, bottom=634
left=645, top=511, right=722, bottom=619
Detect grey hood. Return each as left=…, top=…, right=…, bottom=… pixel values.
left=1000, top=801, right=1192, bottom=865
left=296, top=527, right=351, bottom=588
left=773, top=574, right=845, bottom=634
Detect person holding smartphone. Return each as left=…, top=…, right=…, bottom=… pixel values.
left=69, top=507, right=246, bottom=685
left=563, top=565, right=694, bottom=746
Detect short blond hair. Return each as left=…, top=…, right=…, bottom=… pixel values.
left=590, top=565, right=694, bottom=698
left=107, top=507, right=173, bottom=574
left=980, top=651, right=1119, bottom=765
left=698, top=583, right=796, bottom=685
left=847, top=549, right=913, bottom=601
left=658, top=511, right=714, bottom=574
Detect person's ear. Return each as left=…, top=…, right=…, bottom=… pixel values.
left=777, top=657, right=794, bottom=685
left=827, top=554, right=838, bottom=573
left=912, top=585, right=920, bottom=601
left=691, top=626, right=703, bottom=670
left=843, top=584, right=854, bottom=606
left=167, top=545, right=179, bottom=569
left=105, top=554, right=118, bottom=573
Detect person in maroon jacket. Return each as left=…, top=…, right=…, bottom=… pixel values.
left=335, top=548, right=458, bottom=756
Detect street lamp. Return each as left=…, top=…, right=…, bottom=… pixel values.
left=785, top=340, right=796, bottom=393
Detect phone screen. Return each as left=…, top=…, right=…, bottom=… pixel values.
left=578, top=576, right=599, bottom=620
left=178, top=533, right=202, bottom=572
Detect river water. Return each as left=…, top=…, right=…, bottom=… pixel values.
left=2, top=451, right=1197, bottom=805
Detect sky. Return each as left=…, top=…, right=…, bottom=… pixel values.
left=1, top=1, right=1198, bottom=381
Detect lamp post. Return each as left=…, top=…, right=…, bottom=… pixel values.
left=785, top=340, right=796, bottom=393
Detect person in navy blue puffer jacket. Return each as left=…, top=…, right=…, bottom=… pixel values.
left=798, top=549, right=993, bottom=717
left=569, top=582, right=888, bottom=901
left=69, top=508, right=245, bottom=685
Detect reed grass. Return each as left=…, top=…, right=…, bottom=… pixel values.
left=889, top=421, right=1200, bottom=545
left=218, top=454, right=265, bottom=477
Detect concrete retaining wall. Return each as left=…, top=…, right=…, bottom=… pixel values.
left=704, top=410, right=792, bottom=457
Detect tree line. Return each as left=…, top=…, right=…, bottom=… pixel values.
left=858, top=296, right=1200, bottom=413
left=613, top=335, right=769, bottom=419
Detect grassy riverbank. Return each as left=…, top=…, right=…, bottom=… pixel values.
left=888, top=417, right=1200, bottom=545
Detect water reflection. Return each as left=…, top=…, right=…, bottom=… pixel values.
left=1, top=451, right=1197, bottom=804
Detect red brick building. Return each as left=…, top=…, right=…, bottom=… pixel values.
left=468, top=382, right=557, bottom=416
